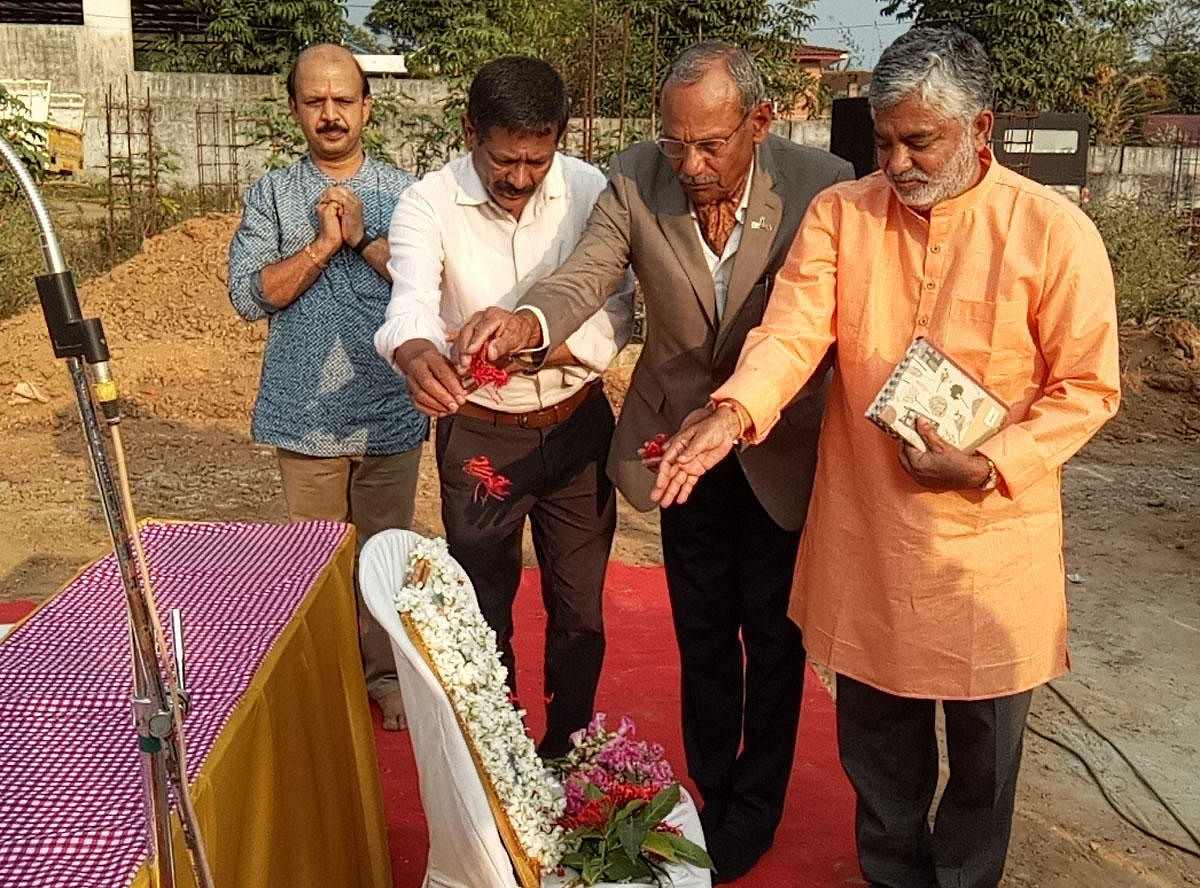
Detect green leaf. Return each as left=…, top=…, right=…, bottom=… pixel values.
left=650, top=832, right=716, bottom=870
left=642, top=783, right=681, bottom=826
left=584, top=781, right=606, bottom=801
left=560, top=850, right=588, bottom=870
left=616, top=816, right=648, bottom=862
left=582, top=854, right=605, bottom=885
left=614, top=798, right=648, bottom=822
left=603, top=854, right=651, bottom=881
left=641, top=830, right=683, bottom=863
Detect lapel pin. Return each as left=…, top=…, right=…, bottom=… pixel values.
left=750, top=216, right=774, bottom=232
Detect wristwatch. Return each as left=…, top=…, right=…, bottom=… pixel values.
left=352, top=230, right=376, bottom=254
left=979, top=456, right=1000, bottom=491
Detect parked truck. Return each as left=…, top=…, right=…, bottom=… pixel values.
left=0, top=78, right=85, bottom=176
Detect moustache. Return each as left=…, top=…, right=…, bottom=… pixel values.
left=889, top=171, right=929, bottom=184
left=494, top=183, right=536, bottom=198
left=679, top=176, right=720, bottom=188
left=317, top=123, right=349, bottom=135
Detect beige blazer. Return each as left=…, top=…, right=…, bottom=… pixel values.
left=520, top=135, right=854, bottom=530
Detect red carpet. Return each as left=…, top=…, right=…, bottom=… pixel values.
left=0, top=601, right=37, bottom=624
left=372, top=563, right=863, bottom=887
left=5, top=568, right=861, bottom=885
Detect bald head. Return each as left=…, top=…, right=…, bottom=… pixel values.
left=287, top=43, right=373, bottom=168
left=287, top=44, right=369, bottom=101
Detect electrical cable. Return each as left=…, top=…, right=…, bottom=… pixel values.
left=1026, top=682, right=1200, bottom=860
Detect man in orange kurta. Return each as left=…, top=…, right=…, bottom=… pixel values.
left=653, top=27, right=1120, bottom=888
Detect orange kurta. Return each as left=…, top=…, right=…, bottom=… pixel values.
left=714, top=153, right=1120, bottom=699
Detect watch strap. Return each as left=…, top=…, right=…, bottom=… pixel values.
left=352, top=231, right=375, bottom=254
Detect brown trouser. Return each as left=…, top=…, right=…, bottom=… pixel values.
left=276, top=446, right=423, bottom=701
left=434, top=393, right=616, bottom=758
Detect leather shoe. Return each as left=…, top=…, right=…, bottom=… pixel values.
left=706, top=827, right=772, bottom=884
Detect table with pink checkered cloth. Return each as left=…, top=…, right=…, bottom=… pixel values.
left=0, top=519, right=353, bottom=888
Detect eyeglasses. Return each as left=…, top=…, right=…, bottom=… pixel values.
left=656, top=109, right=752, bottom=160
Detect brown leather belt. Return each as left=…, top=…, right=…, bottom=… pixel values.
left=455, top=379, right=604, bottom=430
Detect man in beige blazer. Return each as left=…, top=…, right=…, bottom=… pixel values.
left=454, top=41, right=853, bottom=882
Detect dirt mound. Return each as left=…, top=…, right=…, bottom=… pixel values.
left=2, top=213, right=1196, bottom=446
left=0, top=214, right=262, bottom=432
left=1108, top=319, right=1200, bottom=442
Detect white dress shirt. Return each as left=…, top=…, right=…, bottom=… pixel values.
left=690, top=161, right=754, bottom=319
left=375, top=152, right=634, bottom=412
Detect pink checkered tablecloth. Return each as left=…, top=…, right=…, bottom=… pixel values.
left=0, top=520, right=353, bottom=888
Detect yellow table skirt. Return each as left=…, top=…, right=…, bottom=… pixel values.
left=130, top=527, right=391, bottom=888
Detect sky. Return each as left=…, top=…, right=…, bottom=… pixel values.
left=347, top=0, right=909, bottom=70
left=806, top=0, right=908, bottom=68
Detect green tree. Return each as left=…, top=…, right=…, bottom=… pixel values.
left=1144, top=1, right=1200, bottom=112
left=1162, top=50, right=1200, bottom=111
left=366, top=0, right=817, bottom=119
left=1085, top=196, right=1196, bottom=322
left=138, top=0, right=347, bottom=75
left=877, top=0, right=1161, bottom=113
left=0, top=86, right=47, bottom=193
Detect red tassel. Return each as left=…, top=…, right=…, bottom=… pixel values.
left=462, top=456, right=512, bottom=502
left=469, top=350, right=510, bottom=391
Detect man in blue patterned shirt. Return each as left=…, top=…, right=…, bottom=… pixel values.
left=229, top=44, right=426, bottom=731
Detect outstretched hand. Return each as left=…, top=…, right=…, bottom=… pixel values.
left=898, top=417, right=992, bottom=490
left=451, top=307, right=543, bottom=373
left=638, top=408, right=710, bottom=472
left=394, top=339, right=467, bottom=418
left=651, top=406, right=742, bottom=507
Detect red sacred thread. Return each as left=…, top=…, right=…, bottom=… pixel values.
left=641, top=432, right=669, bottom=459
left=462, top=456, right=512, bottom=502
left=469, top=350, right=510, bottom=390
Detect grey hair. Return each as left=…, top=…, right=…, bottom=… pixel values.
left=665, top=40, right=766, bottom=113
left=869, top=26, right=993, bottom=124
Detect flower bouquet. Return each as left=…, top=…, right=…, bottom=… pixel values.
left=392, top=534, right=710, bottom=887
left=551, top=714, right=713, bottom=886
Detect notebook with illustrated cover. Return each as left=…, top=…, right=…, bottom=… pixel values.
left=865, top=337, right=1009, bottom=453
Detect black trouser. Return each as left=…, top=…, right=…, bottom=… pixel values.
left=836, top=675, right=1034, bottom=888
left=659, top=454, right=805, bottom=848
left=436, top=395, right=616, bottom=758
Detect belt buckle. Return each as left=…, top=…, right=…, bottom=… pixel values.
left=517, top=412, right=530, bottom=429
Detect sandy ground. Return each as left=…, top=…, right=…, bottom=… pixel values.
left=0, top=217, right=1197, bottom=885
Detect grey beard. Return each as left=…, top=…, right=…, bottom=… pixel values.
left=891, top=134, right=980, bottom=211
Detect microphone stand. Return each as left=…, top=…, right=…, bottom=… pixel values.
left=0, top=136, right=213, bottom=888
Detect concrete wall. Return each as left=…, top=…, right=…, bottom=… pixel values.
left=1088, top=145, right=1199, bottom=207
left=772, top=118, right=832, bottom=149
left=1, top=12, right=1196, bottom=205
left=0, top=23, right=133, bottom=102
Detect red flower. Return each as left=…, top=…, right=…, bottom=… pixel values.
left=462, top=456, right=512, bottom=502
left=557, top=782, right=658, bottom=832
left=641, top=433, right=669, bottom=459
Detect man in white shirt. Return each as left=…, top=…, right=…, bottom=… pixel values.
left=374, top=56, right=633, bottom=757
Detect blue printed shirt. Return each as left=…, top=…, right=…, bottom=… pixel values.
left=229, top=154, right=427, bottom=456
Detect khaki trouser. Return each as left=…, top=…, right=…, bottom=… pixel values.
left=276, top=446, right=423, bottom=701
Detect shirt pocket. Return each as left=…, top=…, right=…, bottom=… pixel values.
left=943, top=297, right=1031, bottom=383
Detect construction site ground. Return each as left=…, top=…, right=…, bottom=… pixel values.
left=0, top=215, right=1197, bottom=886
